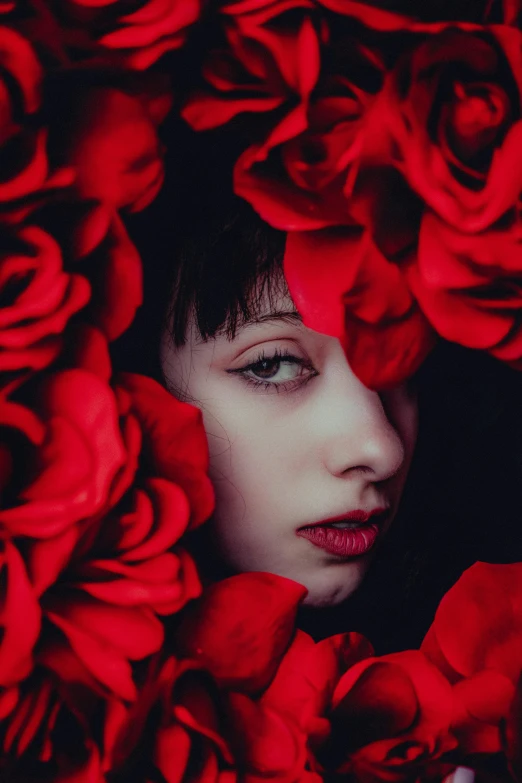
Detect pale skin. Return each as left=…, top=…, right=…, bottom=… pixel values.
left=161, top=286, right=418, bottom=608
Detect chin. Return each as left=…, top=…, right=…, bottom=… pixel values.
left=299, top=562, right=368, bottom=608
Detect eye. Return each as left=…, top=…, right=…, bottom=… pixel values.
left=248, top=355, right=303, bottom=381
left=228, top=348, right=318, bottom=392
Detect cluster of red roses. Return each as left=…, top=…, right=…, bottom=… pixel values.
left=184, top=0, right=522, bottom=389
left=152, top=562, right=522, bottom=783
left=0, top=0, right=521, bottom=781
left=0, top=1, right=213, bottom=779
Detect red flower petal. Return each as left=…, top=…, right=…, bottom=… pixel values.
left=285, top=228, right=435, bottom=389
left=0, top=541, right=41, bottom=686
left=177, top=572, right=307, bottom=693
left=47, top=603, right=163, bottom=701
left=118, top=373, right=214, bottom=528
left=422, top=562, right=522, bottom=684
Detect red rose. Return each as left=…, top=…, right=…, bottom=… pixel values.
left=262, top=630, right=374, bottom=735
left=0, top=541, right=40, bottom=689
left=185, top=1, right=387, bottom=231
left=0, top=370, right=126, bottom=540
left=69, top=205, right=143, bottom=341
left=116, top=372, right=214, bottom=530
left=29, top=200, right=144, bottom=343
left=111, top=657, right=237, bottom=782
left=182, top=0, right=322, bottom=131
left=0, top=368, right=208, bottom=774
left=36, top=479, right=199, bottom=703
left=229, top=4, right=452, bottom=229
left=323, top=650, right=456, bottom=782
left=422, top=563, right=522, bottom=687
left=408, top=211, right=522, bottom=368
left=174, top=612, right=372, bottom=782
left=0, top=370, right=127, bottom=689
left=111, top=604, right=369, bottom=783
left=63, top=85, right=171, bottom=213
left=115, top=656, right=316, bottom=783
left=60, top=0, right=201, bottom=69
left=422, top=562, right=522, bottom=756
left=71, top=479, right=200, bottom=616
left=0, top=198, right=143, bottom=389
left=284, top=227, right=436, bottom=389
left=0, top=27, right=50, bottom=203
left=82, top=210, right=143, bottom=342
left=259, top=630, right=374, bottom=779
left=365, top=26, right=522, bottom=233
left=225, top=690, right=313, bottom=783
left=1, top=669, right=127, bottom=781
left=233, top=41, right=383, bottom=230
left=450, top=670, right=515, bottom=756
left=26, top=372, right=210, bottom=703
left=0, top=226, right=90, bottom=389
left=176, top=572, right=307, bottom=693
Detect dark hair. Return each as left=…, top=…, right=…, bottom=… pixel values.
left=116, top=126, right=522, bottom=654
left=115, top=125, right=286, bottom=379
left=167, top=203, right=286, bottom=347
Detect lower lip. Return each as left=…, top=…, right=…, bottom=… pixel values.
left=296, top=523, right=380, bottom=557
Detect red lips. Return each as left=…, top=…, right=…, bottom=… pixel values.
left=296, top=508, right=389, bottom=558
left=300, top=508, right=389, bottom=528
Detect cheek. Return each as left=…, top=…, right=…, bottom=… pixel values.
left=203, top=403, right=279, bottom=517
left=203, top=394, right=302, bottom=493
left=202, top=402, right=303, bottom=558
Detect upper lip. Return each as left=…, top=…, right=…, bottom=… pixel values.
left=298, top=508, right=390, bottom=529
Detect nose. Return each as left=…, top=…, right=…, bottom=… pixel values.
left=318, top=357, right=407, bottom=484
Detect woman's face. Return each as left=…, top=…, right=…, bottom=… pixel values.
left=161, top=287, right=418, bottom=607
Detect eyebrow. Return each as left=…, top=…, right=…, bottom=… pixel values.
left=247, top=309, right=303, bottom=327
left=210, top=309, right=303, bottom=342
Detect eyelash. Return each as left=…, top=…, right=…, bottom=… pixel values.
left=228, top=347, right=318, bottom=394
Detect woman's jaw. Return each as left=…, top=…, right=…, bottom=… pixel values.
left=207, top=484, right=402, bottom=608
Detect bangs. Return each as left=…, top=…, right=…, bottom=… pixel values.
left=168, top=203, right=287, bottom=346
left=115, top=127, right=287, bottom=377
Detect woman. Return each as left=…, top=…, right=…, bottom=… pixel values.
left=118, top=131, right=522, bottom=652
left=113, top=133, right=413, bottom=633
left=158, top=198, right=418, bottom=608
